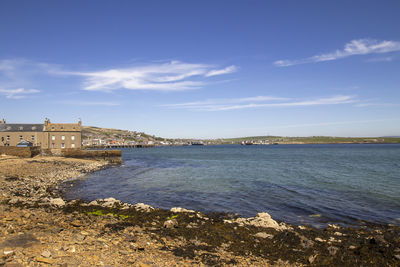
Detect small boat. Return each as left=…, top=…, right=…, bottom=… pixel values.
left=241, top=141, right=253, bottom=145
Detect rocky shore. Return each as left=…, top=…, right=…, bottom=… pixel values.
left=1, top=155, right=399, bottom=266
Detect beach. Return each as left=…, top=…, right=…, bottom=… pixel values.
left=1, top=155, right=399, bottom=266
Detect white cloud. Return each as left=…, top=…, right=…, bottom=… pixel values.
left=0, top=88, right=40, bottom=99
left=275, top=39, right=400, bottom=67
left=63, top=61, right=237, bottom=92
left=205, top=65, right=237, bottom=77
left=165, top=96, right=288, bottom=108
left=165, top=95, right=357, bottom=111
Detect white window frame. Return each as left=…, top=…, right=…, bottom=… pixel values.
left=61, top=135, right=65, bottom=141
left=71, top=135, right=75, bottom=141
left=52, top=135, right=55, bottom=141
left=71, top=143, right=75, bottom=148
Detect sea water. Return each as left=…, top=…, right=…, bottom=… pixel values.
left=63, top=144, right=400, bottom=227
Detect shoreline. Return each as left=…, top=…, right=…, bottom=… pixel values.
left=1, top=155, right=399, bottom=266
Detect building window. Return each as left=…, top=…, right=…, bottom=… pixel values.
left=61, top=126, right=64, bottom=129
left=61, top=135, right=65, bottom=140
left=61, top=143, right=65, bottom=148
left=32, top=126, right=36, bottom=130
left=19, top=135, right=23, bottom=141
left=6, top=135, right=10, bottom=141
left=71, top=143, right=75, bottom=148
left=52, top=143, right=55, bottom=148
left=71, top=135, right=75, bottom=141
left=52, top=135, right=55, bottom=141
left=51, top=126, right=55, bottom=130
left=19, top=126, right=23, bottom=130
left=31, top=135, right=35, bottom=141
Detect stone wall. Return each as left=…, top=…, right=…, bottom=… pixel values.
left=0, top=146, right=41, bottom=157
left=61, top=149, right=122, bottom=164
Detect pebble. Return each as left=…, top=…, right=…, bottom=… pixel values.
left=41, top=250, right=51, bottom=258
left=36, top=257, right=56, bottom=264
left=327, top=246, right=339, bottom=256
left=254, top=232, right=274, bottom=239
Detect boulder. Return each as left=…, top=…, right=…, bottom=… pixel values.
left=49, top=198, right=66, bottom=207
left=134, top=203, right=154, bottom=212
left=170, top=207, right=195, bottom=213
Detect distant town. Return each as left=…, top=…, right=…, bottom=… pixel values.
left=82, top=126, right=400, bottom=148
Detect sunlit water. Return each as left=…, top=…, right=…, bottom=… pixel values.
left=63, top=144, right=400, bottom=227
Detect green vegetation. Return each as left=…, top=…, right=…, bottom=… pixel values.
left=86, top=209, right=130, bottom=220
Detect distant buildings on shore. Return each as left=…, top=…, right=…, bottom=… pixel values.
left=0, top=118, right=82, bottom=149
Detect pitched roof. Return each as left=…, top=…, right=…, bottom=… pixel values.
left=0, top=124, right=44, bottom=132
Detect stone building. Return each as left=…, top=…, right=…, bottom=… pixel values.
left=0, top=118, right=82, bottom=149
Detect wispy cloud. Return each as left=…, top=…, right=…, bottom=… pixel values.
left=164, top=95, right=357, bottom=111
left=205, top=65, right=237, bottom=77
left=61, top=61, right=237, bottom=92
left=60, top=101, right=120, bottom=106
left=366, top=56, right=394, bottom=62
left=275, top=39, right=400, bottom=67
left=0, top=88, right=40, bottom=99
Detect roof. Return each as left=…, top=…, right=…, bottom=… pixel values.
left=0, top=124, right=44, bottom=132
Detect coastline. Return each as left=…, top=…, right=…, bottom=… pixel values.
left=1, top=155, right=399, bottom=266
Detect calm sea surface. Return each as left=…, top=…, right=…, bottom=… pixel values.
left=63, top=144, right=400, bottom=227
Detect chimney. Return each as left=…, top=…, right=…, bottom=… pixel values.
left=0, top=119, right=5, bottom=124
left=78, top=118, right=82, bottom=126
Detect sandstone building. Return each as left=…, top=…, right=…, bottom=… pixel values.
left=0, top=118, right=82, bottom=149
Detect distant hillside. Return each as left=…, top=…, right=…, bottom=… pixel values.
left=82, top=126, right=160, bottom=141
left=220, top=136, right=400, bottom=144
left=81, top=126, right=400, bottom=146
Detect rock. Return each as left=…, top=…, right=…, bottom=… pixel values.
left=248, top=212, right=286, bottom=230
left=334, top=232, right=343, bottom=236
left=49, top=198, right=65, bottom=207
left=74, top=234, right=86, bottom=242
left=315, top=237, right=326, bottom=242
left=0, top=233, right=39, bottom=248
left=8, top=198, right=22, bottom=204
left=101, top=197, right=121, bottom=207
left=327, top=246, right=339, bottom=256
left=163, top=219, right=178, bottom=229
left=308, top=254, right=317, bottom=264
left=394, top=255, right=400, bottom=260
left=349, top=245, right=357, bottom=249
left=134, top=203, right=154, bottom=212
left=300, top=236, right=314, bottom=249
left=88, top=200, right=99, bottom=206
left=254, top=232, right=274, bottom=239
left=328, top=224, right=340, bottom=229
left=170, top=207, right=195, bottom=213
left=3, top=250, right=14, bottom=257
left=36, top=257, right=56, bottom=264
left=41, top=250, right=51, bottom=258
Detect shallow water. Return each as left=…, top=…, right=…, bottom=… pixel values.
left=63, top=144, right=400, bottom=227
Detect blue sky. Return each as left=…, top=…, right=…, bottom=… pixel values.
left=1, top=1, right=399, bottom=138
